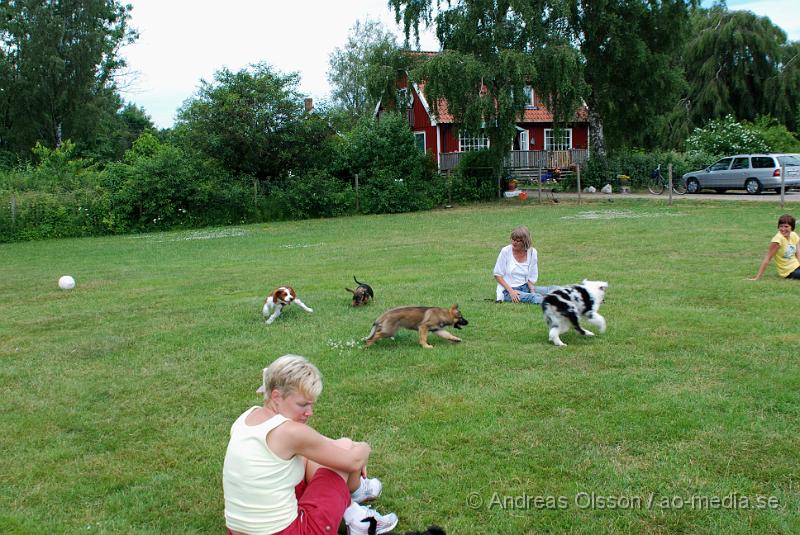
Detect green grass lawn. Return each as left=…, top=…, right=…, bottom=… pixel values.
left=2, top=197, right=799, bottom=534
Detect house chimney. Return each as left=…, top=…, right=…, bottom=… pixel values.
left=304, top=97, right=314, bottom=112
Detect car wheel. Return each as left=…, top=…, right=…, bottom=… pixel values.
left=745, top=178, right=763, bottom=194
left=686, top=177, right=701, bottom=194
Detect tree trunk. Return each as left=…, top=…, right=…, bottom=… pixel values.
left=588, top=109, right=606, bottom=159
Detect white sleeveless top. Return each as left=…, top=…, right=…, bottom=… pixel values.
left=223, top=407, right=305, bottom=535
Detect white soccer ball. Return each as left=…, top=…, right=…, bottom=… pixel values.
left=58, top=275, right=76, bottom=290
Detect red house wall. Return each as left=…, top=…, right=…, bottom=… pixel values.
left=409, top=91, right=438, bottom=156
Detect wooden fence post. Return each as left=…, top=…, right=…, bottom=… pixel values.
left=10, top=194, right=16, bottom=226
left=780, top=163, right=785, bottom=209
left=537, top=162, right=543, bottom=203
left=355, top=174, right=360, bottom=213
left=668, top=163, right=673, bottom=206
left=447, top=171, right=453, bottom=208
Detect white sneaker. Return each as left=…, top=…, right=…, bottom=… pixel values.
left=344, top=502, right=399, bottom=535
left=351, top=476, right=382, bottom=503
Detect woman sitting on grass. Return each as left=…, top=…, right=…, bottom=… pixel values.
left=223, top=355, right=398, bottom=535
left=750, top=214, right=800, bottom=280
left=493, top=225, right=562, bottom=303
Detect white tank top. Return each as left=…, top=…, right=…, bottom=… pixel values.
left=223, top=407, right=305, bottom=534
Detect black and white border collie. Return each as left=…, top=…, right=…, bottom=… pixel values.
left=541, top=280, right=608, bottom=346
left=262, top=286, right=313, bottom=325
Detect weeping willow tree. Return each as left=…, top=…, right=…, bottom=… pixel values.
left=683, top=7, right=788, bottom=130
left=387, top=0, right=587, bottom=194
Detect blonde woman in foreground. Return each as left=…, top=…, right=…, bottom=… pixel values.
left=223, top=355, right=398, bottom=535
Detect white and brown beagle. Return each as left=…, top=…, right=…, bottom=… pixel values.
left=262, top=286, right=313, bottom=325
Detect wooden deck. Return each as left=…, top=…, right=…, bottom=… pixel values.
left=438, top=149, right=589, bottom=174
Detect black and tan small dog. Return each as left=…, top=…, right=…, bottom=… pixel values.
left=345, top=276, right=374, bottom=307
left=364, top=304, right=468, bottom=348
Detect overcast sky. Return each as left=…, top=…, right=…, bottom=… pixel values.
left=119, top=0, right=800, bottom=129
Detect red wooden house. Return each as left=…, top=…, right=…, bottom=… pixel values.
left=377, top=71, right=590, bottom=176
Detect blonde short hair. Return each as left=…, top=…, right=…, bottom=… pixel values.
left=258, top=355, right=322, bottom=400
left=510, top=225, right=532, bottom=250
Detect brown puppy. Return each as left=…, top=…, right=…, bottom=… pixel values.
left=364, top=304, right=468, bottom=348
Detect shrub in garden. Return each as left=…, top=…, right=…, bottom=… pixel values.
left=450, top=149, right=500, bottom=202
left=279, top=170, right=355, bottom=219
left=339, top=113, right=443, bottom=213
left=103, top=133, right=255, bottom=232
left=685, top=115, right=770, bottom=155
left=0, top=142, right=110, bottom=241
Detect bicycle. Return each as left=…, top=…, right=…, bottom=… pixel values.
left=647, top=164, right=687, bottom=195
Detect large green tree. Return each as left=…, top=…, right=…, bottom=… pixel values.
left=567, top=0, right=693, bottom=153
left=388, top=0, right=586, bottom=191
left=0, top=0, right=136, bottom=157
left=174, top=63, right=328, bottom=184
left=327, top=18, right=399, bottom=126
left=682, top=7, right=788, bottom=131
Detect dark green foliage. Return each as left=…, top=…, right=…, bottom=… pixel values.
left=277, top=171, right=356, bottom=220
left=0, top=0, right=136, bottom=158
left=571, top=0, right=692, bottom=152
left=339, top=113, right=443, bottom=213
left=683, top=8, right=790, bottom=131
left=449, top=149, right=499, bottom=202
left=174, top=63, right=308, bottom=184
left=748, top=116, right=800, bottom=152
left=102, top=133, right=255, bottom=233
left=0, top=142, right=110, bottom=240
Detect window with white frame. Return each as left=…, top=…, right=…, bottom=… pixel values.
left=459, top=131, right=489, bottom=152
left=523, top=85, right=536, bottom=108
left=544, top=128, right=572, bottom=151
left=414, top=132, right=426, bottom=153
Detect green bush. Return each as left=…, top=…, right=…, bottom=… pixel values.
left=0, top=142, right=112, bottom=241
left=685, top=115, right=770, bottom=155
left=339, top=113, right=443, bottom=213
left=0, top=188, right=110, bottom=242
left=280, top=170, right=355, bottom=219
left=450, top=149, right=500, bottom=202
left=747, top=116, right=800, bottom=152
left=103, top=134, right=256, bottom=233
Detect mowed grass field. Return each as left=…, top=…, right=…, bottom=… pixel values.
left=2, top=198, right=799, bottom=534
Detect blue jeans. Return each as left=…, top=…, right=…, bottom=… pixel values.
left=786, top=266, right=800, bottom=279
left=502, top=283, right=560, bottom=304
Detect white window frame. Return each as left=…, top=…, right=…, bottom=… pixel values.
left=519, top=130, right=529, bottom=150
left=544, top=128, right=572, bottom=151
left=458, top=131, right=490, bottom=152
left=523, top=85, right=536, bottom=108
left=414, top=131, right=426, bottom=153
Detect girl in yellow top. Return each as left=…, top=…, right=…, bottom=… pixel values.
left=751, top=214, right=800, bottom=280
